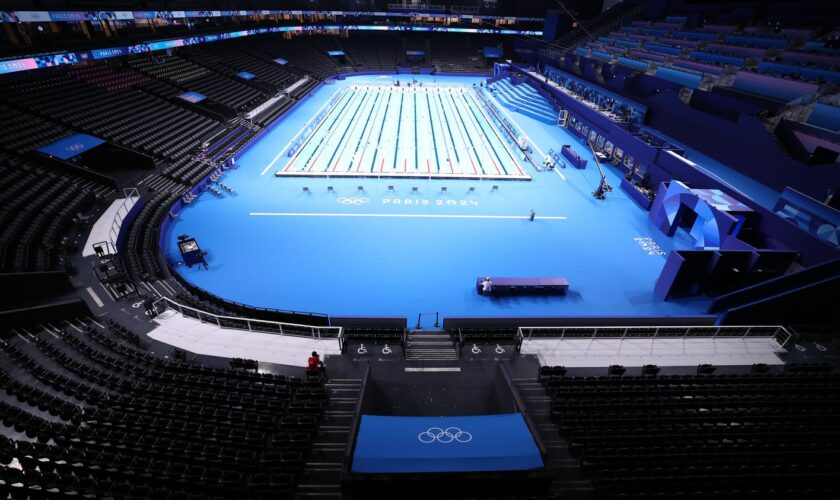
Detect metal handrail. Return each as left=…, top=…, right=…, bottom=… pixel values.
left=342, top=363, right=370, bottom=476
left=107, top=187, right=139, bottom=247
left=499, top=363, right=548, bottom=460
left=518, top=325, right=792, bottom=347
left=515, top=329, right=525, bottom=352
left=153, top=296, right=341, bottom=339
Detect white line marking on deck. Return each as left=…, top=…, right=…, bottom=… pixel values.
left=250, top=212, right=567, bottom=220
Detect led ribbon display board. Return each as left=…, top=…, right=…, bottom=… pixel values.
left=0, top=10, right=543, bottom=23
left=0, top=25, right=543, bottom=75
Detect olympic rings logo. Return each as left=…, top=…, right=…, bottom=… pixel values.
left=418, top=427, right=472, bottom=444
left=337, top=197, right=369, bottom=205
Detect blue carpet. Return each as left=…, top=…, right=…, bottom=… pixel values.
left=162, top=74, right=710, bottom=322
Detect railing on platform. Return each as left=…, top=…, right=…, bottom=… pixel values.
left=518, top=325, right=792, bottom=348
left=107, top=187, right=139, bottom=248
left=342, top=363, right=370, bottom=476
left=498, top=363, right=547, bottom=460
left=246, top=94, right=285, bottom=120
left=285, top=76, right=310, bottom=94
left=153, top=296, right=341, bottom=339
left=515, top=329, right=525, bottom=352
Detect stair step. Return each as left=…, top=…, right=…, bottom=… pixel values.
left=406, top=350, right=458, bottom=353
left=406, top=357, right=460, bottom=360
left=406, top=351, right=458, bottom=354
left=407, top=350, right=455, bottom=355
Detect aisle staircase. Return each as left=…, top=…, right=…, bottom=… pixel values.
left=510, top=376, right=594, bottom=499
left=405, top=331, right=459, bottom=361
left=294, top=377, right=362, bottom=499
left=489, top=78, right=558, bottom=124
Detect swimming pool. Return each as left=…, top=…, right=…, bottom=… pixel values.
left=161, top=74, right=709, bottom=326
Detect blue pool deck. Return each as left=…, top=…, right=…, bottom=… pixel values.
left=162, top=74, right=712, bottom=324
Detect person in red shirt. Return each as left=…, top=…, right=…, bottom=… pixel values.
left=307, top=351, right=325, bottom=378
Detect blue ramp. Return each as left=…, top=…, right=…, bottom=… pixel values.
left=352, top=413, right=544, bottom=473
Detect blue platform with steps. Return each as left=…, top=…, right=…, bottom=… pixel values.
left=489, top=78, right=558, bottom=124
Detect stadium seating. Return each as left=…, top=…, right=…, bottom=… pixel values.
left=125, top=192, right=179, bottom=281
left=6, top=67, right=219, bottom=163
left=0, top=155, right=104, bottom=273
left=337, top=35, right=400, bottom=72
left=540, top=368, right=840, bottom=498
left=0, top=316, right=327, bottom=499
left=565, top=3, right=840, bottom=103
left=0, top=8, right=837, bottom=496
left=132, top=52, right=269, bottom=112
left=0, top=103, right=75, bottom=155
left=266, top=37, right=346, bottom=80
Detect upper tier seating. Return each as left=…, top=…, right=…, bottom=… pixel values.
left=249, top=37, right=344, bottom=80
left=571, top=6, right=840, bottom=98
left=5, top=67, right=220, bottom=164
left=337, top=35, right=400, bottom=72
left=187, top=44, right=299, bottom=90
left=0, top=104, right=74, bottom=156
left=130, top=53, right=269, bottom=112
